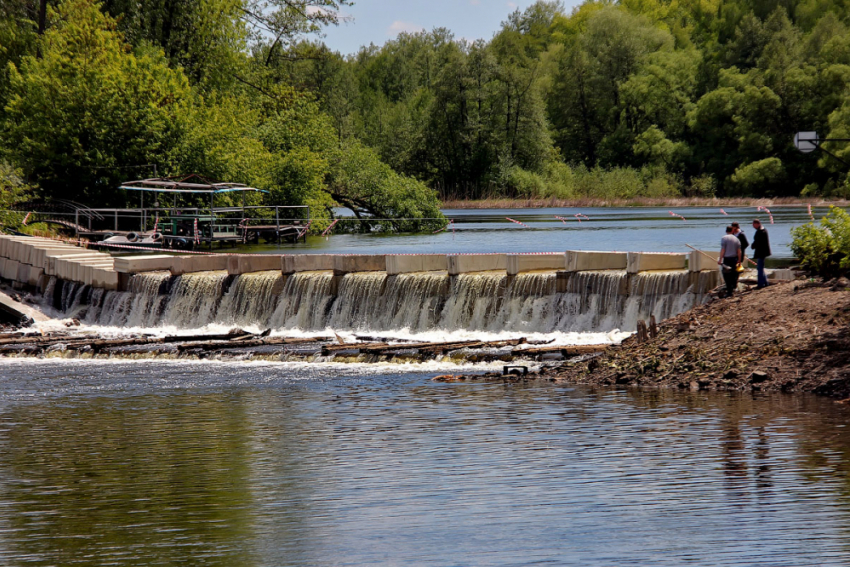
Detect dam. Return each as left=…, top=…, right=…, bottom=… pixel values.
left=0, top=235, right=728, bottom=334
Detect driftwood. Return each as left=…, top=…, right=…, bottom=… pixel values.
left=177, top=336, right=329, bottom=352
left=321, top=338, right=527, bottom=356
left=0, top=329, right=606, bottom=363
left=515, top=344, right=608, bottom=356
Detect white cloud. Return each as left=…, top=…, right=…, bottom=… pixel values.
left=507, top=2, right=517, bottom=7
left=387, top=21, right=425, bottom=36
left=470, top=0, right=481, bottom=5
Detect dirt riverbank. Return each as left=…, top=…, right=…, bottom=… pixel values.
left=441, top=196, right=850, bottom=209
left=549, top=280, right=850, bottom=397
left=459, top=279, right=850, bottom=399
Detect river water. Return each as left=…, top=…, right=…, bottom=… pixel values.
left=242, top=205, right=827, bottom=261
left=1, top=359, right=849, bottom=566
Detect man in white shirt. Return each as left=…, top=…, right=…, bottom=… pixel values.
left=718, top=225, right=742, bottom=297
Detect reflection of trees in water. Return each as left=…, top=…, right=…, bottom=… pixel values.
left=415, top=383, right=850, bottom=506
left=619, top=388, right=850, bottom=527
left=1, top=379, right=849, bottom=564
left=0, top=393, right=263, bottom=567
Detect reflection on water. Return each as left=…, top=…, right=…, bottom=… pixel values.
left=0, top=360, right=849, bottom=566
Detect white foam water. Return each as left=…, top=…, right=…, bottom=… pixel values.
left=45, top=269, right=715, bottom=345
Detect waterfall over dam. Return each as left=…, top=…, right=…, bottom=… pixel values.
left=50, top=269, right=717, bottom=334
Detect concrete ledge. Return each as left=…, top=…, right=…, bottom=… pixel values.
left=114, top=255, right=177, bottom=274
left=386, top=254, right=447, bottom=275
left=627, top=252, right=687, bottom=274
left=334, top=255, right=387, bottom=275
left=566, top=251, right=628, bottom=272
left=282, top=255, right=336, bottom=274
left=171, top=255, right=229, bottom=275
left=507, top=254, right=565, bottom=275
left=689, top=250, right=719, bottom=272
left=447, top=254, right=507, bottom=275
left=228, top=255, right=283, bottom=275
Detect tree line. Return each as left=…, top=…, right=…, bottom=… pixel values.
left=0, top=0, right=444, bottom=232
left=280, top=0, right=850, bottom=200
left=2, top=0, right=850, bottom=232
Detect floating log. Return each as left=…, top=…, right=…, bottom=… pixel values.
left=514, top=344, right=608, bottom=356
left=177, top=336, right=330, bottom=352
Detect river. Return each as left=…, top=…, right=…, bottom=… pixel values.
left=0, top=359, right=849, bottom=566
left=240, top=205, right=823, bottom=261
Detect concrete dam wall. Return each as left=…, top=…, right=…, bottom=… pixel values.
left=0, top=235, right=722, bottom=333
left=50, top=269, right=718, bottom=333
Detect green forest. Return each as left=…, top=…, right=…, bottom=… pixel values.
left=3, top=0, right=850, bottom=231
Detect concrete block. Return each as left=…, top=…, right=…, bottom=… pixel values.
left=228, top=254, right=283, bottom=275
left=28, top=243, right=76, bottom=267
left=689, top=250, right=720, bottom=272
left=172, top=255, right=230, bottom=275
left=6, top=239, right=27, bottom=262
left=447, top=254, right=507, bottom=275
left=77, top=261, right=114, bottom=285
left=42, top=249, right=106, bottom=269
left=282, top=254, right=336, bottom=273
left=46, top=253, right=110, bottom=276
left=385, top=254, right=447, bottom=275
left=53, top=257, right=111, bottom=283
left=627, top=252, right=687, bottom=274
left=0, top=236, right=33, bottom=260
left=16, top=262, right=30, bottom=284
left=92, top=269, right=120, bottom=291
left=334, top=255, right=387, bottom=275
left=565, top=250, right=628, bottom=272
left=27, top=266, right=44, bottom=287
left=113, top=255, right=178, bottom=274
left=189, top=255, right=229, bottom=273
left=506, top=254, right=565, bottom=275
left=169, top=256, right=190, bottom=276
left=2, top=259, right=20, bottom=281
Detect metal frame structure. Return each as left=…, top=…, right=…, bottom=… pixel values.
left=17, top=175, right=310, bottom=248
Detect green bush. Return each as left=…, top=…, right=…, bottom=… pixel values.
left=0, top=162, right=31, bottom=231
left=790, top=206, right=850, bottom=276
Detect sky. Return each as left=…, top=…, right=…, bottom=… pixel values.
left=317, top=0, right=555, bottom=55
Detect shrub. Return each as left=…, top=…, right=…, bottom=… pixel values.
left=790, top=206, right=850, bottom=276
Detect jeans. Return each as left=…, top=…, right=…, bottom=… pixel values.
left=756, top=257, right=768, bottom=288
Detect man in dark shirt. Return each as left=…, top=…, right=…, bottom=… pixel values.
left=751, top=219, right=771, bottom=289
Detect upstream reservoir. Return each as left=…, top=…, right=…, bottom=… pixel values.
left=244, top=205, right=815, bottom=259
